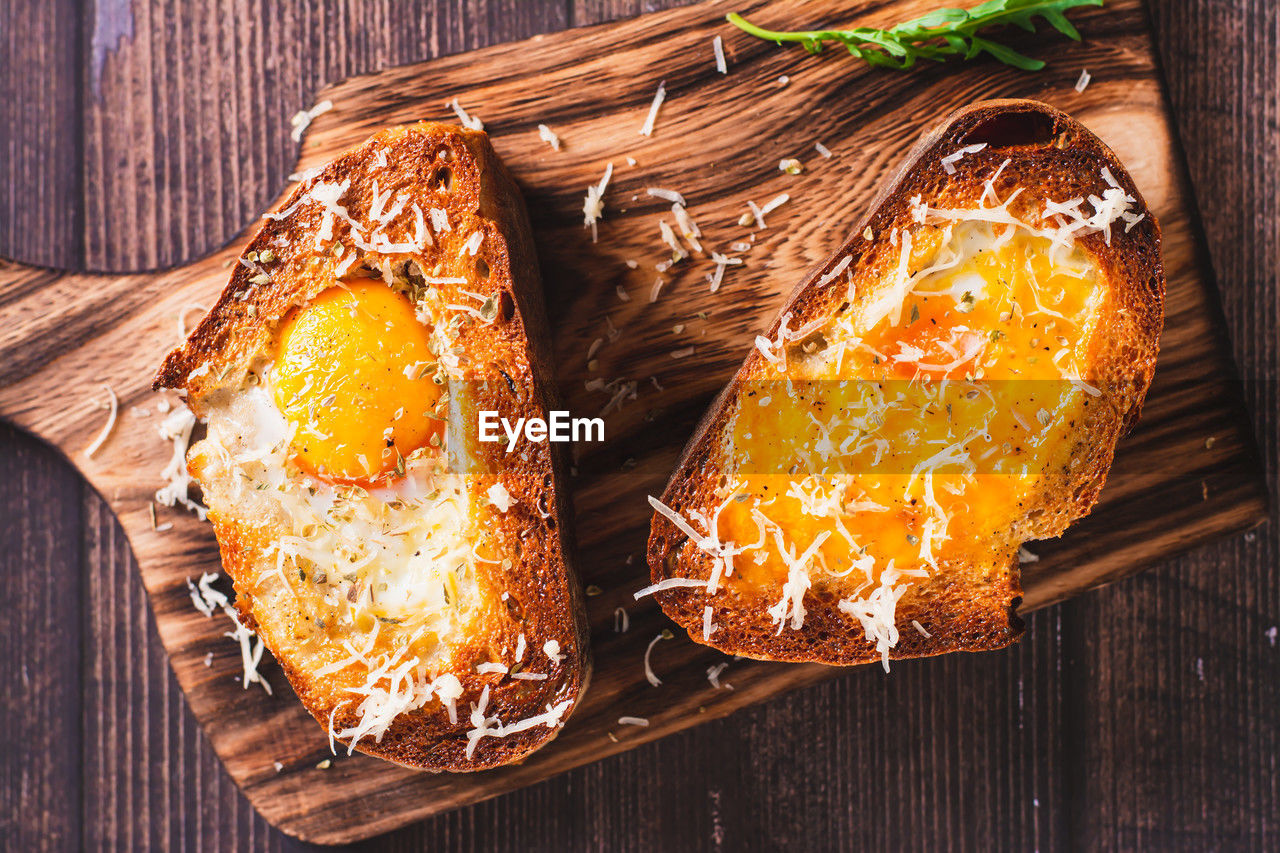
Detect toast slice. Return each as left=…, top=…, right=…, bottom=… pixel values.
left=646, top=100, right=1163, bottom=667
left=155, top=122, right=590, bottom=770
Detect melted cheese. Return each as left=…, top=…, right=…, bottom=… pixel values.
left=708, top=212, right=1110, bottom=667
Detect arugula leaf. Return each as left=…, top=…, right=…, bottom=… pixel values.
left=727, top=0, right=1103, bottom=71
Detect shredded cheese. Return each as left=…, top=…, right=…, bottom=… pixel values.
left=643, top=632, right=667, bottom=686
left=448, top=97, right=484, bottom=131
left=537, top=123, right=562, bottom=151
left=289, top=99, right=333, bottom=142
left=84, top=384, right=119, bottom=459
left=583, top=162, right=614, bottom=242
left=639, top=81, right=666, bottom=137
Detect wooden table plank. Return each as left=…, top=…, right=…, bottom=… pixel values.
left=1059, top=2, right=1280, bottom=848
left=0, top=0, right=82, bottom=268
left=0, top=0, right=1275, bottom=849
left=0, top=425, right=85, bottom=851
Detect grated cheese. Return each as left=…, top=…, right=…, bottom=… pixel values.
left=487, top=482, right=514, bottom=512
left=940, top=143, right=987, bottom=175
left=583, top=162, right=614, bottom=242
left=155, top=402, right=207, bottom=519
left=706, top=662, right=732, bottom=690
left=639, top=81, right=666, bottom=137
left=646, top=187, right=686, bottom=206
left=643, top=632, right=667, bottom=686
left=187, top=572, right=272, bottom=694
left=464, top=686, right=572, bottom=759
left=1075, top=68, right=1092, bottom=93
left=713, top=35, right=727, bottom=74
left=537, top=123, right=562, bottom=151
left=634, top=577, right=711, bottom=600
left=84, top=384, right=119, bottom=459
left=618, top=715, right=650, bottom=727
left=447, top=97, right=484, bottom=131
left=289, top=99, right=333, bottom=142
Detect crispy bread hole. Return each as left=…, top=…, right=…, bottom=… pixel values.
left=474, top=257, right=491, bottom=279
left=431, top=166, right=453, bottom=191
left=961, top=110, right=1058, bottom=150
left=497, top=291, right=515, bottom=323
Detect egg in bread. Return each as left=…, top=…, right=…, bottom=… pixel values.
left=647, top=100, right=1164, bottom=667
left=156, top=122, right=589, bottom=771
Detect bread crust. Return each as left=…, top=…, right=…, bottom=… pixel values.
left=647, top=100, right=1164, bottom=666
left=155, top=123, right=590, bottom=771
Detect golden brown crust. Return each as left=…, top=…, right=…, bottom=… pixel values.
left=156, top=123, right=590, bottom=771
left=648, top=100, right=1164, bottom=666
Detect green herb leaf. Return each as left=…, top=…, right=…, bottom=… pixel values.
left=726, top=0, right=1102, bottom=72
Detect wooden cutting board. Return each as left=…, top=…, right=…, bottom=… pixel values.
left=0, top=0, right=1266, bottom=843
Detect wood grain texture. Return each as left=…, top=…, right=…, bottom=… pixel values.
left=0, top=0, right=1269, bottom=843
left=0, top=0, right=1276, bottom=849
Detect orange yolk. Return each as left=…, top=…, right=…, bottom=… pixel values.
left=720, top=226, right=1107, bottom=590
left=272, top=280, right=443, bottom=484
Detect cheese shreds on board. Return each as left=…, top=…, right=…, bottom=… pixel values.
left=187, top=572, right=272, bottom=695
left=707, top=251, right=743, bottom=294
left=583, top=162, right=614, bottom=242
left=84, top=384, right=119, bottom=459
left=646, top=187, right=686, bottom=205
left=1075, top=68, right=1092, bottom=93
left=617, top=715, right=650, bottom=727
left=289, top=99, right=333, bottom=142
left=658, top=220, right=689, bottom=261
left=639, top=81, right=666, bottom=137
left=155, top=402, right=208, bottom=519
left=762, top=194, right=790, bottom=215
left=706, top=662, right=731, bottom=689
left=712, top=35, right=727, bottom=74
left=672, top=203, right=703, bottom=253
left=815, top=141, right=833, bottom=159
left=614, top=606, right=630, bottom=633
left=537, top=123, right=562, bottom=151
left=643, top=632, right=668, bottom=686
left=447, top=97, right=484, bottom=131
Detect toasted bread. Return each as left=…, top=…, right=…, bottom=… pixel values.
left=155, top=122, right=590, bottom=770
left=646, top=100, right=1163, bottom=667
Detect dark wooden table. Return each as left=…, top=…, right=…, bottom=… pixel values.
left=1, top=1, right=1275, bottom=850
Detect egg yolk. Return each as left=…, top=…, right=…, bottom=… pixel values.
left=272, top=280, right=443, bottom=484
